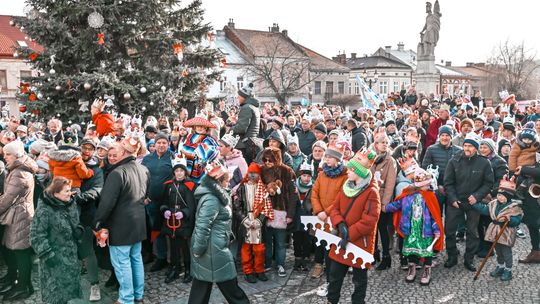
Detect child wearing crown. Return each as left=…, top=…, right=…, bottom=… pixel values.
left=469, top=175, right=523, bottom=281
left=383, top=167, right=444, bottom=286
left=292, top=160, right=315, bottom=272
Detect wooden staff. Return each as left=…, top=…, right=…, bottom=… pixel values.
left=474, top=220, right=509, bottom=281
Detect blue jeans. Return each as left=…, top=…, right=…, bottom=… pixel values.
left=110, top=242, right=145, bottom=303
left=145, top=203, right=167, bottom=260
left=264, top=227, right=287, bottom=268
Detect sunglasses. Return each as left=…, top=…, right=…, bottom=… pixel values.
left=262, top=158, right=273, bottom=163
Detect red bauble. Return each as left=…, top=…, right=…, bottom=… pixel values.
left=32, top=109, right=40, bottom=115
left=19, top=105, right=27, bottom=112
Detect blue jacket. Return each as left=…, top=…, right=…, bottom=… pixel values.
left=142, top=150, right=173, bottom=201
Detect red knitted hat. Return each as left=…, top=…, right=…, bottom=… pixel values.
left=247, top=162, right=262, bottom=175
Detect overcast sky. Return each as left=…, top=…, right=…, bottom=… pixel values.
left=2, top=0, right=539, bottom=66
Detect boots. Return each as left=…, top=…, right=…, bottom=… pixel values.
left=182, top=265, right=193, bottom=284
left=164, top=266, right=180, bottom=284
left=293, top=258, right=302, bottom=271
left=373, top=250, right=381, bottom=265
left=405, top=263, right=416, bottom=283
left=419, top=266, right=432, bottom=286
left=299, top=257, right=309, bottom=271
left=518, top=250, right=540, bottom=264
left=105, top=271, right=119, bottom=288
left=376, top=255, right=391, bottom=270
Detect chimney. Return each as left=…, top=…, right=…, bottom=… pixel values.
left=476, top=62, right=485, bottom=67
left=445, top=61, right=452, bottom=67
left=397, top=42, right=404, bottom=51
left=339, top=54, right=347, bottom=64
left=227, top=18, right=235, bottom=29
left=466, top=62, right=474, bottom=67
left=270, top=23, right=280, bottom=33
left=385, top=45, right=392, bottom=52
left=351, top=53, right=356, bottom=59
left=282, top=29, right=288, bottom=36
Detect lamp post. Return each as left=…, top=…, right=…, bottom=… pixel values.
left=362, top=69, right=379, bottom=89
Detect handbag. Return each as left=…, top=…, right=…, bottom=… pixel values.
left=266, top=209, right=287, bottom=229
left=0, top=195, right=21, bottom=225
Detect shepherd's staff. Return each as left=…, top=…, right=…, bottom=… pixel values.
left=473, top=220, right=509, bottom=281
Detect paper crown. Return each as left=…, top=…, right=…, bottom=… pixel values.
left=499, top=175, right=516, bottom=193
left=120, top=136, right=142, bottom=154
left=220, top=133, right=239, bottom=148
left=500, top=104, right=511, bottom=114
left=171, top=153, right=187, bottom=170
left=287, top=132, right=299, bottom=146
left=131, top=114, right=142, bottom=126
left=503, top=115, right=514, bottom=124
left=384, top=111, right=396, bottom=124
left=337, top=132, right=352, bottom=150
left=298, top=159, right=314, bottom=175
left=413, top=168, right=433, bottom=188
left=440, top=104, right=451, bottom=112
left=205, top=159, right=227, bottom=179
left=399, top=157, right=420, bottom=176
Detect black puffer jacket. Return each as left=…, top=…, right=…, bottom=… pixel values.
left=297, top=129, right=317, bottom=156
left=76, top=157, right=104, bottom=227
left=444, top=151, right=494, bottom=208
left=422, top=143, right=462, bottom=185
left=233, top=97, right=261, bottom=149
left=485, top=153, right=509, bottom=197
left=154, top=179, right=197, bottom=238
left=350, top=127, right=369, bottom=153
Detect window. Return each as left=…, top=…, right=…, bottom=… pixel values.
left=325, top=81, right=334, bottom=100
left=220, top=76, right=227, bottom=91
left=314, top=81, right=321, bottom=95
left=354, top=82, right=360, bottom=95
left=0, top=70, right=7, bottom=92
left=20, top=70, right=32, bottom=79
left=348, top=83, right=352, bottom=95
left=379, top=81, right=388, bottom=95
left=394, top=81, right=400, bottom=92
left=236, top=76, right=244, bottom=91
left=338, top=82, right=344, bottom=94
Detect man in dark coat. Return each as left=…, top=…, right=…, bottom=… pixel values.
left=297, top=118, right=317, bottom=156
left=443, top=135, right=494, bottom=272
left=94, top=138, right=150, bottom=304
left=233, top=83, right=261, bottom=164
left=347, top=120, right=369, bottom=153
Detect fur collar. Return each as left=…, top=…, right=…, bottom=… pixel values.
left=197, top=175, right=231, bottom=206
left=48, top=149, right=80, bottom=162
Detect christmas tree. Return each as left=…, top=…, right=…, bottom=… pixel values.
left=12, top=0, right=221, bottom=122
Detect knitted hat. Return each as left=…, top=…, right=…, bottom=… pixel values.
left=206, top=159, right=227, bottom=179
left=463, top=132, right=480, bottom=149
left=314, top=122, right=327, bottom=135
left=502, top=122, right=515, bottom=132
left=499, top=175, right=517, bottom=195
left=146, top=139, right=155, bottom=150
left=172, top=153, right=188, bottom=172
left=438, top=125, right=454, bottom=137
left=347, top=148, right=376, bottom=179
left=328, top=129, right=341, bottom=138
left=16, top=125, right=28, bottom=134
left=298, top=160, right=314, bottom=176
left=312, top=140, right=327, bottom=151
left=483, top=126, right=494, bottom=138
left=474, top=115, right=486, bottom=124
left=145, top=125, right=158, bottom=134
left=80, top=138, right=97, bottom=149
left=325, top=143, right=345, bottom=161
left=155, top=132, right=169, bottom=143
left=480, top=138, right=496, bottom=153
left=97, top=136, right=115, bottom=151
left=460, top=118, right=474, bottom=129
left=29, top=139, right=57, bottom=154
left=524, top=121, right=535, bottom=130
left=398, top=157, right=419, bottom=176
left=247, top=162, right=262, bottom=175
left=3, top=140, right=25, bottom=158
left=220, top=133, right=240, bottom=148
left=413, top=167, right=433, bottom=188
left=238, top=83, right=254, bottom=99
left=498, top=138, right=512, bottom=155
left=519, top=128, right=537, bottom=142
left=36, top=159, right=50, bottom=171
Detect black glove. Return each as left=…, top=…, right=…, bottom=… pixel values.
left=337, top=223, right=349, bottom=250
left=45, top=255, right=58, bottom=268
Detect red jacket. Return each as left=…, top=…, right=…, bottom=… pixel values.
left=92, top=112, right=115, bottom=137
left=329, top=178, right=381, bottom=268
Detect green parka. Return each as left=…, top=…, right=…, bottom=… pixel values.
left=191, top=175, right=236, bottom=283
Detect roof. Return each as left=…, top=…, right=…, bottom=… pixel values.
left=436, top=64, right=470, bottom=77
left=224, top=27, right=306, bottom=60
left=0, top=15, right=43, bottom=58
left=297, top=45, right=349, bottom=72
left=346, top=55, right=411, bottom=70
left=215, top=30, right=248, bottom=65
left=373, top=47, right=417, bottom=69
left=450, top=66, right=494, bottom=78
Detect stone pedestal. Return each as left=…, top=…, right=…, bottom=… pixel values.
left=415, top=54, right=440, bottom=94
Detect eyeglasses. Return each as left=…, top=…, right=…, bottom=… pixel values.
left=262, top=158, right=273, bottom=163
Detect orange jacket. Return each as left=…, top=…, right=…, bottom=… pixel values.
left=311, top=166, right=348, bottom=216
left=92, top=112, right=115, bottom=137
left=48, top=150, right=94, bottom=188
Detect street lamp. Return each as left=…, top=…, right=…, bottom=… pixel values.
left=363, top=69, right=379, bottom=89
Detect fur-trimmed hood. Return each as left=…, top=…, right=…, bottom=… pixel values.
left=195, top=175, right=231, bottom=206
left=48, top=149, right=81, bottom=162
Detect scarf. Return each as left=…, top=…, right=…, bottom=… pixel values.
left=253, top=179, right=274, bottom=220
left=296, top=177, right=313, bottom=194
left=322, top=162, right=344, bottom=178
left=342, top=172, right=372, bottom=198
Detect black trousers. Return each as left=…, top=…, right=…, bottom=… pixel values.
left=169, top=236, right=190, bottom=270
left=327, top=259, right=368, bottom=304
left=293, top=231, right=311, bottom=258
left=477, top=214, right=492, bottom=253
left=3, top=248, right=32, bottom=288
left=375, top=212, right=392, bottom=257
left=445, top=206, right=480, bottom=263
left=188, top=278, right=250, bottom=304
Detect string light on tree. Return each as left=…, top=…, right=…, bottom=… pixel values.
left=161, top=86, right=166, bottom=92
left=140, top=87, right=147, bottom=94
left=84, top=82, right=92, bottom=90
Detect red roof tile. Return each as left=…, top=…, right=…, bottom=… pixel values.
left=0, top=15, right=44, bottom=58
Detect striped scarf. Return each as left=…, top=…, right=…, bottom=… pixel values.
left=253, top=179, right=274, bottom=220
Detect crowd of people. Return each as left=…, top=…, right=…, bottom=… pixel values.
left=0, top=82, right=538, bottom=304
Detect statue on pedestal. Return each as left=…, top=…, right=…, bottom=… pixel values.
left=418, top=0, right=441, bottom=58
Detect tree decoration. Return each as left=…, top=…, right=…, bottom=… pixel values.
left=78, top=100, right=89, bottom=112
left=161, top=86, right=167, bottom=92
left=9, top=20, right=15, bottom=26
left=84, top=82, right=92, bottom=90
left=49, top=68, right=56, bottom=74
left=88, top=12, right=104, bottom=28
left=140, top=87, right=147, bottom=94
left=219, top=58, right=227, bottom=68
left=55, top=85, right=62, bottom=91
left=97, top=33, right=105, bottom=45
left=172, top=43, right=184, bottom=61
left=19, top=104, right=27, bottom=112
left=29, top=93, right=37, bottom=102
left=29, top=52, right=38, bottom=61
left=123, top=92, right=131, bottom=100
left=19, top=83, right=30, bottom=93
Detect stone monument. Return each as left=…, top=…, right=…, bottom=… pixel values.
left=415, top=0, right=441, bottom=94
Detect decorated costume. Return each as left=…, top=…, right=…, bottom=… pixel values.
left=180, top=117, right=219, bottom=184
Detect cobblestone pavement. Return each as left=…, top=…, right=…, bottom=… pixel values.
left=3, top=228, right=539, bottom=304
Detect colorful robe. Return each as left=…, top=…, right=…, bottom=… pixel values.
left=180, top=133, right=219, bottom=184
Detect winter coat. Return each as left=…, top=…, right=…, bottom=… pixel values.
left=290, top=151, right=307, bottom=173
left=487, top=119, right=502, bottom=134
left=93, top=156, right=150, bottom=246
left=76, top=158, right=104, bottom=227
left=508, top=139, right=538, bottom=172
left=452, top=134, right=466, bottom=147
left=297, top=129, right=317, bottom=156
left=329, top=178, right=381, bottom=268
left=517, top=164, right=540, bottom=225
left=180, top=133, right=220, bottom=184
left=261, top=163, right=297, bottom=220
left=350, top=127, right=369, bottom=153
left=371, top=152, right=398, bottom=207
left=154, top=179, right=197, bottom=238
left=233, top=182, right=269, bottom=244
left=485, top=153, right=509, bottom=197
left=255, top=130, right=294, bottom=168
left=30, top=193, right=81, bottom=304
left=386, top=192, right=441, bottom=239
left=421, top=142, right=462, bottom=185
left=444, top=151, right=494, bottom=208
left=0, top=156, right=37, bottom=250
left=48, top=149, right=94, bottom=188
left=233, top=97, right=261, bottom=149
left=141, top=150, right=173, bottom=201
left=191, top=175, right=236, bottom=283
left=473, top=199, right=523, bottom=247
left=311, top=165, right=348, bottom=215
left=92, top=112, right=115, bottom=137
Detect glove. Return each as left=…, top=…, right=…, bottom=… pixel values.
left=164, top=210, right=172, bottom=219
left=252, top=219, right=262, bottom=229
left=174, top=212, right=183, bottom=220
left=151, top=230, right=160, bottom=242
left=45, top=255, right=58, bottom=268
left=337, top=223, right=349, bottom=250
left=242, top=217, right=252, bottom=229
